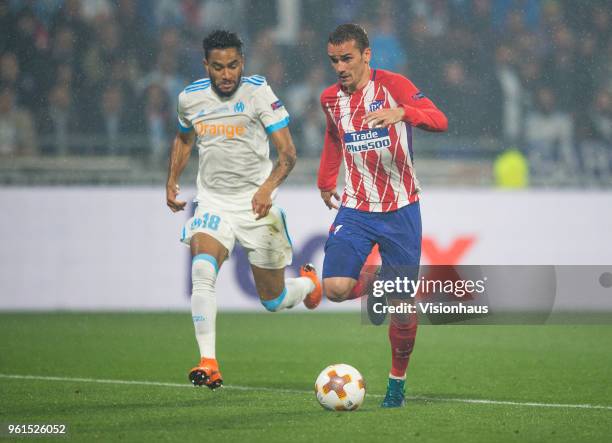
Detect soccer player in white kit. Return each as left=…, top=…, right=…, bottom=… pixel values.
left=166, top=30, right=322, bottom=389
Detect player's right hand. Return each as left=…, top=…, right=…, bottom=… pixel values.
left=166, top=182, right=187, bottom=212
left=320, top=189, right=340, bottom=210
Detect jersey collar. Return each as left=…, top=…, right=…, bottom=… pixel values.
left=339, top=67, right=375, bottom=96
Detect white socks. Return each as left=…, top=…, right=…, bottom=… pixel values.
left=281, top=277, right=316, bottom=309
left=389, top=373, right=406, bottom=380
left=261, top=277, right=315, bottom=312
left=191, top=255, right=218, bottom=359
left=192, top=254, right=316, bottom=358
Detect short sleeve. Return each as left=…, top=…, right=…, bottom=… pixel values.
left=177, top=94, right=193, bottom=133
left=252, top=85, right=290, bottom=134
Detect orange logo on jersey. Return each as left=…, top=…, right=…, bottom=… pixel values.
left=194, top=122, right=246, bottom=138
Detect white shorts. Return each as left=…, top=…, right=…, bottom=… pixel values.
left=181, top=203, right=293, bottom=269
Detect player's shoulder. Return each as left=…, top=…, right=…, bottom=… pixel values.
left=181, top=78, right=212, bottom=94
left=374, top=69, right=416, bottom=90
left=320, top=83, right=341, bottom=104
left=178, top=78, right=212, bottom=104
left=242, top=74, right=267, bottom=87
left=241, top=74, right=269, bottom=95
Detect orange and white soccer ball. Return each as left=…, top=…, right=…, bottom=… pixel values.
left=314, top=364, right=366, bottom=411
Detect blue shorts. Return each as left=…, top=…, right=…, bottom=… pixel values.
left=323, top=202, right=422, bottom=279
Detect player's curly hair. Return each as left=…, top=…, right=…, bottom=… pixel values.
left=328, top=24, right=369, bottom=52
left=202, top=30, right=243, bottom=60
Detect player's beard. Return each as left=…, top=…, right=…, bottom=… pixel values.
left=211, top=70, right=242, bottom=98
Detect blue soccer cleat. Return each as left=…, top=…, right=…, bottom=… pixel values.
left=381, top=378, right=406, bottom=408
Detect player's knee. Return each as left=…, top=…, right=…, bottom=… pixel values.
left=260, top=287, right=287, bottom=312
left=323, top=280, right=351, bottom=303
left=192, top=254, right=218, bottom=292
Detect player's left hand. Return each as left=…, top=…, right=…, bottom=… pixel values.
left=363, top=107, right=405, bottom=128
left=252, top=185, right=273, bottom=220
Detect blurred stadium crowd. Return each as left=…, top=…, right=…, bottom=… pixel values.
left=1, top=0, right=611, bottom=185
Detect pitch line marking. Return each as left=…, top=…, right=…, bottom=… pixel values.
left=1, top=373, right=611, bottom=411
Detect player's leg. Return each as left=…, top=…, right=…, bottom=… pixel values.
left=326, top=265, right=381, bottom=302
left=251, top=265, right=320, bottom=311
left=376, top=202, right=422, bottom=407
left=190, top=233, right=227, bottom=359
left=323, top=276, right=357, bottom=302
left=383, top=307, right=418, bottom=407
left=188, top=233, right=228, bottom=389
left=343, top=245, right=383, bottom=301
left=239, top=205, right=321, bottom=311
left=182, top=207, right=234, bottom=389
left=322, top=207, right=376, bottom=302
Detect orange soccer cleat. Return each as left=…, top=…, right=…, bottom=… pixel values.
left=300, top=263, right=322, bottom=310
left=189, top=357, right=223, bottom=390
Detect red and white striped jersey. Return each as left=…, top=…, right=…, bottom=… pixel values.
left=318, top=68, right=447, bottom=212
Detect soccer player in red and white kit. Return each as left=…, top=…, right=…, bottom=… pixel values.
left=318, top=24, right=448, bottom=407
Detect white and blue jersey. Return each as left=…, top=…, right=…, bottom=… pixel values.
left=177, top=75, right=290, bottom=210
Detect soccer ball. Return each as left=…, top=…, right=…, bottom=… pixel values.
left=314, top=364, right=366, bottom=411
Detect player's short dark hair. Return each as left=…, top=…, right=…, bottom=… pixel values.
left=328, top=24, right=369, bottom=52
left=202, top=30, right=243, bottom=60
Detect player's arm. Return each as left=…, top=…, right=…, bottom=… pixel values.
left=166, top=129, right=195, bottom=212
left=318, top=108, right=343, bottom=210
left=398, top=92, right=448, bottom=132
left=252, top=126, right=297, bottom=220
left=364, top=75, right=448, bottom=132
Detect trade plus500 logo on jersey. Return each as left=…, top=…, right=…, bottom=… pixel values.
left=344, top=128, right=391, bottom=153
left=194, top=122, right=247, bottom=139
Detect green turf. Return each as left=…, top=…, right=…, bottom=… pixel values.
left=1, top=313, right=611, bottom=442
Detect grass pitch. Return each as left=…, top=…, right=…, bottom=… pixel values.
left=1, top=313, right=611, bottom=442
